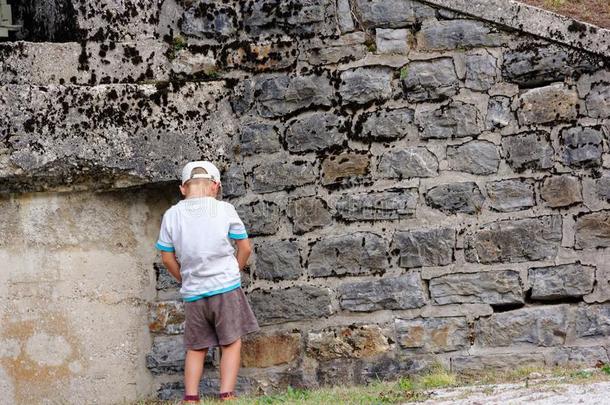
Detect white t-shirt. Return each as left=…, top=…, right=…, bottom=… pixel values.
left=155, top=197, right=248, bottom=302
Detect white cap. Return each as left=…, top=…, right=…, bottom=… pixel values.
left=181, top=161, right=221, bottom=185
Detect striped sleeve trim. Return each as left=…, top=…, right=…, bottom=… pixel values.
left=228, top=232, right=248, bottom=240
left=155, top=241, right=175, bottom=252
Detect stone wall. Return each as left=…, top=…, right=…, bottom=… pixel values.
left=2, top=0, right=610, bottom=403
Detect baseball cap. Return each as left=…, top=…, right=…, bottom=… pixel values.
left=181, top=161, right=221, bottom=185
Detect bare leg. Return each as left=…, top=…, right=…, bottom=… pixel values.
left=219, top=338, right=241, bottom=394
left=184, top=348, right=207, bottom=399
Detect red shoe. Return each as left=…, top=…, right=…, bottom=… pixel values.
left=219, top=391, right=236, bottom=401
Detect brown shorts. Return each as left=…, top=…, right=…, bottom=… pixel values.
left=184, top=287, right=260, bottom=350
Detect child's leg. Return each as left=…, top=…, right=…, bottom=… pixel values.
left=184, top=348, right=208, bottom=398
left=219, top=338, right=241, bottom=394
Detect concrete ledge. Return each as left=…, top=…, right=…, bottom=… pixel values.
left=423, top=0, right=610, bottom=58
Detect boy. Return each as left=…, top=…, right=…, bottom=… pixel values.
left=155, top=161, right=259, bottom=402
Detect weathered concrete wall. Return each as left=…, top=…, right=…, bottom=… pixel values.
left=2, top=0, right=610, bottom=403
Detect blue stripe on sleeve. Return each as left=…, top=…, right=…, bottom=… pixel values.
left=228, top=232, right=248, bottom=240
left=155, top=242, right=175, bottom=252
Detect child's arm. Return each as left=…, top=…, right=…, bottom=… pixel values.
left=234, top=238, right=252, bottom=271
left=161, top=251, right=182, bottom=282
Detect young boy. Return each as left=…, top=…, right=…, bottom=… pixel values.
left=155, top=161, right=259, bottom=402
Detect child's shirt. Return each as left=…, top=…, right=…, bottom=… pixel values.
left=155, top=196, right=248, bottom=302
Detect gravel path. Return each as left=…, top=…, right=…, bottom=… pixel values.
left=419, top=380, right=610, bottom=404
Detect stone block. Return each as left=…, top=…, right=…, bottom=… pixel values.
left=446, top=140, right=500, bottom=175
left=236, top=200, right=281, bottom=236
left=395, top=317, right=469, bottom=352
left=394, top=228, right=456, bottom=268
left=560, top=126, right=603, bottom=168
left=375, top=29, right=411, bottom=54
left=255, top=240, right=302, bottom=281
left=465, top=216, right=562, bottom=264
left=486, top=179, right=535, bottom=212
left=547, top=346, right=609, bottom=367
left=308, top=232, right=388, bottom=277
left=540, top=175, right=582, bottom=208
left=255, top=75, right=333, bottom=117
left=338, top=273, right=426, bottom=312
left=303, top=33, right=368, bottom=65
left=179, top=2, right=239, bottom=39
left=377, top=147, right=438, bottom=179
left=158, top=376, right=256, bottom=400
left=222, top=165, right=246, bottom=198
left=575, top=211, right=610, bottom=249
left=353, top=0, right=435, bottom=28
left=475, top=305, right=570, bottom=347
left=321, top=152, right=370, bottom=185
left=451, top=353, right=546, bottom=375
left=335, top=189, right=418, bottom=221
left=586, top=83, right=610, bottom=118
left=486, top=96, right=514, bottom=129
left=464, top=52, right=500, bottom=91
left=417, top=19, right=505, bottom=51
left=149, top=301, right=185, bottom=335
left=147, top=335, right=213, bottom=375
left=416, top=101, right=483, bottom=139
left=502, top=132, right=554, bottom=172
left=354, top=107, right=415, bottom=141
left=242, top=332, right=302, bottom=368
left=285, top=112, right=346, bottom=153
left=425, top=182, right=485, bottom=215
left=249, top=286, right=334, bottom=325
left=287, top=197, right=332, bottom=234
left=154, top=262, right=180, bottom=291
left=239, top=122, right=280, bottom=155
left=252, top=160, right=317, bottom=193
left=307, top=325, right=390, bottom=360
left=401, top=58, right=459, bottom=102
left=596, top=176, right=610, bottom=202
left=429, top=270, right=523, bottom=305
left=529, top=263, right=595, bottom=300
left=502, top=44, right=596, bottom=88
left=337, top=0, right=355, bottom=32
left=574, top=304, right=610, bottom=338
left=517, top=84, right=579, bottom=125
left=339, top=67, right=393, bottom=105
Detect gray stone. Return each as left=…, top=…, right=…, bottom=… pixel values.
left=560, top=126, right=603, bottom=168
left=147, top=335, right=212, bottom=374
left=486, top=179, right=535, bottom=212
left=451, top=353, right=546, bottom=375
left=338, top=273, right=427, bottom=312
left=502, top=44, right=597, bottom=88
left=250, top=286, right=334, bottom=325
left=307, top=325, right=391, bottom=360
left=321, top=152, right=370, bottom=185
left=303, top=33, right=368, bottom=65
left=252, top=160, right=317, bottom=193
left=394, top=228, right=456, bottom=268
left=285, top=112, right=346, bottom=153
left=446, top=141, right=500, bottom=175
left=287, top=196, right=332, bottom=234
left=337, top=0, right=355, bottom=32
left=575, top=211, right=610, bottom=249
left=240, top=122, right=280, bottom=155
left=180, top=3, right=239, bottom=39
left=255, top=75, right=334, bottom=118
left=417, top=101, right=483, bottom=139
left=430, top=270, right=524, bottom=305
left=586, top=83, right=610, bottom=118
left=316, top=358, right=356, bottom=386
left=335, top=189, right=418, bottom=221
left=575, top=304, right=610, bottom=338
left=395, top=317, right=469, bottom=352
left=416, top=19, right=505, bottom=51
left=243, top=0, right=335, bottom=37
left=158, top=376, right=256, bottom=400
left=401, top=58, right=459, bottom=102
left=540, top=175, right=582, bottom=207
left=375, top=29, right=411, bottom=54
left=255, top=240, right=302, bottom=281
left=548, top=346, right=610, bottom=367
left=425, top=182, right=485, bottom=215
left=236, top=200, right=281, bottom=236
left=308, top=232, right=388, bottom=277
left=154, top=262, right=180, bottom=291
left=517, top=83, right=579, bottom=125
left=222, top=165, right=246, bottom=198
left=465, top=216, right=562, bottom=264
left=502, top=132, right=554, bottom=172
left=486, top=96, right=514, bottom=129
left=596, top=176, right=610, bottom=202
left=377, top=147, right=439, bottom=179
left=529, top=263, right=595, bottom=300
left=353, top=0, right=435, bottom=28
left=464, top=52, right=500, bottom=91
left=475, top=305, right=570, bottom=347
left=355, top=108, right=416, bottom=141
left=339, top=67, right=393, bottom=105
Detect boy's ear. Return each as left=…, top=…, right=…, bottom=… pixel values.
left=179, top=184, right=187, bottom=196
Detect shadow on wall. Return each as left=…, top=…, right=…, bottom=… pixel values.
left=4, top=0, right=80, bottom=42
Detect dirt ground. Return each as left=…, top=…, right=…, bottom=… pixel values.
left=518, top=0, right=610, bottom=29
